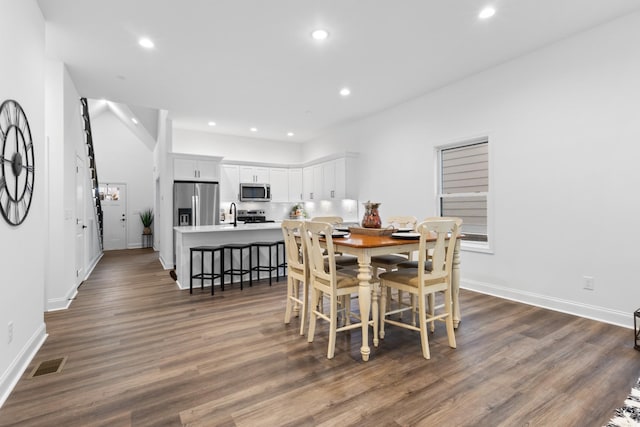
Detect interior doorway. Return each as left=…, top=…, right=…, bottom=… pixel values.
left=100, top=183, right=127, bottom=250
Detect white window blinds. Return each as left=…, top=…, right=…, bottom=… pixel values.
left=439, top=141, right=488, bottom=242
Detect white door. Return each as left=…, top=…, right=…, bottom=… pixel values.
left=101, top=183, right=127, bottom=250
left=75, top=155, right=86, bottom=284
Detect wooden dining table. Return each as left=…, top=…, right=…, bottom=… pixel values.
left=325, top=232, right=462, bottom=362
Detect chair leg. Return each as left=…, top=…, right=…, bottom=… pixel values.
left=284, top=276, right=294, bottom=324
left=418, top=292, right=431, bottom=360
left=328, top=293, right=338, bottom=359
left=444, top=288, right=457, bottom=349
left=307, top=288, right=319, bottom=343
left=380, top=283, right=387, bottom=340
left=428, top=293, right=435, bottom=332
left=299, top=279, right=307, bottom=336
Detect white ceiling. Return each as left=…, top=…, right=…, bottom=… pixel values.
left=38, top=0, right=640, bottom=143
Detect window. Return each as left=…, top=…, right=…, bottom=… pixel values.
left=438, top=139, right=489, bottom=245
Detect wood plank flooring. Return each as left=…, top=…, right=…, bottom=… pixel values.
left=1, top=248, right=639, bottom=426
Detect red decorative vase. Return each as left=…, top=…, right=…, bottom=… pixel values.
left=362, top=201, right=382, bottom=228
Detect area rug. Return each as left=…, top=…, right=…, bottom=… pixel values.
left=606, top=378, right=640, bottom=426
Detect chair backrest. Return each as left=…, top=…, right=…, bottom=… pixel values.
left=416, top=219, right=460, bottom=284
left=423, top=216, right=463, bottom=232
left=281, top=220, right=306, bottom=273
left=311, top=216, right=343, bottom=225
left=386, top=215, right=418, bottom=230
left=302, top=221, right=338, bottom=288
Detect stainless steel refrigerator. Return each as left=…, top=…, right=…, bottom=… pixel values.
left=173, top=181, right=220, bottom=264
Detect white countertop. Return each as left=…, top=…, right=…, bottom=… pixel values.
left=174, top=222, right=283, bottom=233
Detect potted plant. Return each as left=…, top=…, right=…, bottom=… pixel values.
left=289, top=203, right=307, bottom=219
left=140, top=208, right=154, bottom=235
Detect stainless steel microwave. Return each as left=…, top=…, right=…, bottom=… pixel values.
left=239, top=183, right=271, bottom=201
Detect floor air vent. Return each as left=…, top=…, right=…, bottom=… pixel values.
left=29, top=357, right=67, bottom=378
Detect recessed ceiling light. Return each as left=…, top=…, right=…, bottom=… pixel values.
left=131, top=117, right=139, bottom=125
left=250, top=127, right=258, bottom=132
left=207, top=121, right=216, bottom=127
left=287, top=132, right=294, bottom=137
left=339, top=87, right=351, bottom=97
left=311, top=29, right=329, bottom=41
left=138, top=37, right=155, bottom=49
left=478, top=6, right=496, bottom=19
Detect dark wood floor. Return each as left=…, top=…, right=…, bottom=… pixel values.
left=1, top=249, right=639, bottom=426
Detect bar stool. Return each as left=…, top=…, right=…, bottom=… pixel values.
left=251, top=241, right=279, bottom=285
left=276, top=240, right=287, bottom=277
left=190, top=246, right=224, bottom=295
left=223, top=243, right=252, bottom=290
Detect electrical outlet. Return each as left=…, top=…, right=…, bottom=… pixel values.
left=583, top=276, right=595, bottom=291
left=8, top=321, right=13, bottom=344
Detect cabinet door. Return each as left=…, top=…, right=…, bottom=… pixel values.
left=312, top=164, right=323, bottom=200
left=333, top=157, right=347, bottom=199
left=254, top=167, right=270, bottom=183
left=288, top=168, right=303, bottom=202
left=322, top=160, right=336, bottom=199
left=221, top=165, right=239, bottom=202
left=302, top=167, right=314, bottom=200
left=239, top=166, right=256, bottom=183
left=197, top=160, right=220, bottom=181
left=174, top=158, right=197, bottom=180
left=239, top=166, right=270, bottom=183
left=269, top=168, right=289, bottom=202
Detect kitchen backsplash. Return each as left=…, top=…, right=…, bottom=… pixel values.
left=220, top=200, right=359, bottom=223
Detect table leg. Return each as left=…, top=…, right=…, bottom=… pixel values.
left=357, top=255, right=372, bottom=361
left=452, top=239, right=461, bottom=328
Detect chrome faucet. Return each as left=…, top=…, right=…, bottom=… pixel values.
left=229, top=202, right=237, bottom=227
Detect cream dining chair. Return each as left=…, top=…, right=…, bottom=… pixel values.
left=379, top=219, right=460, bottom=359
left=396, top=217, right=462, bottom=330
left=281, top=220, right=308, bottom=336
left=310, top=216, right=358, bottom=268
left=371, top=215, right=418, bottom=316
left=304, top=221, right=376, bottom=359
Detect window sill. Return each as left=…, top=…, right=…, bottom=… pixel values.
left=461, top=241, right=494, bottom=254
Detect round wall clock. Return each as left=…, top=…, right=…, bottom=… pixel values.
left=0, top=99, right=35, bottom=226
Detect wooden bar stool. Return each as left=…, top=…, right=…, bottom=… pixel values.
left=251, top=241, right=279, bottom=285
left=223, top=243, right=252, bottom=290
left=190, top=245, right=224, bottom=295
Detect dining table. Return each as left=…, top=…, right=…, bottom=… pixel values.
left=324, top=231, right=462, bottom=362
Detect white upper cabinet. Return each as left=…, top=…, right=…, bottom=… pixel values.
left=269, top=167, right=289, bottom=202
left=174, top=155, right=222, bottom=181
left=220, top=164, right=239, bottom=202
left=239, top=166, right=269, bottom=183
left=301, top=156, right=357, bottom=201
left=288, top=168, right=303, bottom=202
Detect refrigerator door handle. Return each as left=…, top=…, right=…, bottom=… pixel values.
left=192, top=194, right=198, bottom=226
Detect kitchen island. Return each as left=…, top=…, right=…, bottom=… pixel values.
left=174, top=222, right=284, bottom=290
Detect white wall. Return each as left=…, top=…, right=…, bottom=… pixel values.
left=173, top=128, right=303, bottom=165
left=92, top=110, right=154, bottom=248
left=306, top=11, right=640, bottom=327
left=0, top=0, right=46, bottom=407
left=155, top=111, right=174, bottom=269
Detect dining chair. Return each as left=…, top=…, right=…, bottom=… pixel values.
left=310, top=216, right=358, bottom=267
left=379, top=219, right=460, bottom=359
left=304, top=221, right=376, bottom=359
left=281, top=220, right=308, bottom=336
left=396, top=217, right=462, bottom=329
left=371, top=215, right=418, bottom=317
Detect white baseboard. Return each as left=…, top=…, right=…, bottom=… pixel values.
left=84, top=251, right=103, bottom=282
left=46, top=252, right=103, bottom=312
left=159, top=254, right=172, bottom=270
left=0, top=323, right=47, bottom=408
left=462, top=278, right=633, bottom=329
